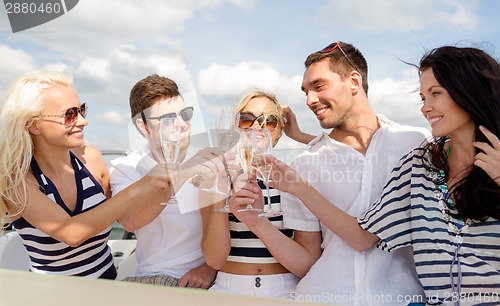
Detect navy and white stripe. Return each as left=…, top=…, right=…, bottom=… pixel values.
left=228, top=180, right=293, bottom=264
left=13, top=152, right=115, bottom=279
left=359, top=148, right=500, bottom=304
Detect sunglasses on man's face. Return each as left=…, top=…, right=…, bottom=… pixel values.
left=238, top=112, right=279, bottom=130
left=38, top=103, right=87, bottom=128
left=144, top=106, right=194, bottom=122
left=319, top=42, right=358, bottom=72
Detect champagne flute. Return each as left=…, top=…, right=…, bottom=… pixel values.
left=214, top=111, right=241, bottom=212
left=236, top=128, right=262, bottom=213
left=160, top=117, right=182, bottom=205
left=215, top=143, right=240, bottom=212
left=253, top=129, right=282, bottom=218
left=202, top=108, right=238, bottom=196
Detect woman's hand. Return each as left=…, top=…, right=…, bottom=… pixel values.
left=473, top=125, right=500, bottom=185
left=282, top=105, right=315, bottom=145
left=228, top=171, right=263, bottom=227
left=282, top=105, right=301, bottom=139
left=139, top=163, right=174, bottom=203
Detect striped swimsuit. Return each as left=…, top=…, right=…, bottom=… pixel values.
left=13, top=152, right=116, bottom=279
left=228, top=180, right=293, bottom=264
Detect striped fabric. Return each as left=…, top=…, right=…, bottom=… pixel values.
left=13, top=152, right=115, bottom=279
left=359, top=148, right=500, bottom=305
left=228, top=180, right=293, bottom=264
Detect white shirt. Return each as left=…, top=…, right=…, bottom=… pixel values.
left=282, top=115, right=429, bottom=305
left=109, top=145, right=204, bottom=279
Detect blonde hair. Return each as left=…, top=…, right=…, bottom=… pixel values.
left=0, top=71, right=73, bottom=234
left=235, top=88, right=286, bottom=128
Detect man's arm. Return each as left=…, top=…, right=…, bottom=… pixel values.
left=267, top=156, right=380, bottom=252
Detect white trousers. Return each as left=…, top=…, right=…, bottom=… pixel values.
left=209, top=271, right=299, bottom=299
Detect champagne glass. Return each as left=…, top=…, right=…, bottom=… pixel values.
left=236, top=128, right=262, bottom=213
left=202, top=108, right=238, bottom=196
left=253, top=129, right=282, bottom=218
left=160, top=117, right=182, bottom=205
left=214, top=111, right=241, bottom=212
left=215, top=144, right=240, bottom=212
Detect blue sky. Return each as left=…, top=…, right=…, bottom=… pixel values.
left=0, top=0, right=499, bottom=152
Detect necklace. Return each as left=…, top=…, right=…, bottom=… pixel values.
left=433, top=146, right=474, bottom=237
left=434, top=184, right=474, bottom=238
left=431, top=146, right=476, bottom=305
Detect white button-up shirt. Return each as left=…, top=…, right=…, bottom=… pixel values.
left=283, top=115, right=430, bottom=305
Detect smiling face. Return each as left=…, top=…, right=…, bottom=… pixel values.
left=240, top=96, right=283, bottom=147
left=419, top=68, right=474, bottom=138
left=32, top=85, right=88, bottom=149
left=301, top=59, right=354, bottom=129
left=141, top=96, right=191, bottom=162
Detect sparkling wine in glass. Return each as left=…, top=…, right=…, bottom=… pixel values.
left=214, top=111, right=241, bottom=212
left=253, top=129, right=281, bottom=217
left=202, top=108, right=238, bottom=197
left=160, top=117, right=182, bottom=205
left=236, top=128, right=262, bottom=213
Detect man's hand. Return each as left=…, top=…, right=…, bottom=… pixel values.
left=177, top=263, right=217, bottom=289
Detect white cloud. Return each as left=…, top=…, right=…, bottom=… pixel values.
left=9, top=0, right=231, bottom=53
left=76, top=57, right=110, bottom=80
left=318, top=0, right=477, bottom=32
left=198, top=61, right=279, bottom=96
left=227, top=0, right=258, bottom=10
left=73, top=44, right=195, bottom=98
left=94, top=111, right=128, bottom=124
left=369, top=75, right=429, bottom=129
left=42, top=62, right=72, bottom=75
left=197, top=61, right=303, bottom=102
left=0, top=45, right=36, bottom=86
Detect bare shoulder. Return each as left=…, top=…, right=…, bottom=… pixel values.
left=70, top=145, right=107, bottom=178
left=71, top=145, right=105, bottom=164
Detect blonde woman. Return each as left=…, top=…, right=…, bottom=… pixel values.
left=201, top=89, right=312, bottom=298
left=0, top=71, right=170, bottom=279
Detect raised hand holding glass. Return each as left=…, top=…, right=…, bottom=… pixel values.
left=160, top=117, right=182, bottom=205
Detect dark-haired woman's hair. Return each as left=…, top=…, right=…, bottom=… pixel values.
left=419, top=46, right=500, bottom=221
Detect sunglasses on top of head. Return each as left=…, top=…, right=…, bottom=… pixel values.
left=319, top=42, right=358, bottom=72
left=37, top=103, right=87, bottom=128
left=238, top=112, right=279, bottom=130
left=143, top=106, right=194, bottom=122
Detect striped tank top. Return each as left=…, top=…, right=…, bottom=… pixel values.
left=12, top=152, right=116, bottom=279
left=228, top=180, right=293, bottom=264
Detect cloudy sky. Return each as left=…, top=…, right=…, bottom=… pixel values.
left=0, top=0, right=499, bottom=153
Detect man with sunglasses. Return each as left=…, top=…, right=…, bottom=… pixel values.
left=276, top=42, right=430, bottom=304
left=109, top=74, right=221, bottom=289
